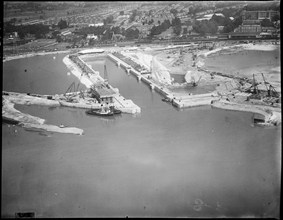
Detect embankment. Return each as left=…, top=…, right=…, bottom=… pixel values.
left=212, top=100, right=281, bottom=126
left=2, top=94, right=84, bottom=135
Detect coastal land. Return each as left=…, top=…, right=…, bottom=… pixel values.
left=2, top=40, right=281, bottom=135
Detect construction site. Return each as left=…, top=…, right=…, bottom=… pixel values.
left=108, top=40, right=281, bottom=126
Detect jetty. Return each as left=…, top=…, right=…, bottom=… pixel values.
left=65, top=54, right=141, bottom=114
left=2, top=97, right=84, bottom=135
left=108, top=52, right=218, bottom=108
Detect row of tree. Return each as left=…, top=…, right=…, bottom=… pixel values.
left=192, top=13, right=244, bottom=35
left=74, top=24, right=140, bottom=41
left=149, top=16, right=182, bottom=36
left=4, top=19, right=69, bottom=39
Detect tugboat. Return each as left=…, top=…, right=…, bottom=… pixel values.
left=109, top=106, right=122, bottom=115
left=86, top=107, right=114, bottom=117
left=162, top=97, right=171, bottom=103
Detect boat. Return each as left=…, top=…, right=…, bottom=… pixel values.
left=86, top=106, right=122, bottom=115
left=2, top=116, right=19, bottom=125
left=85, top=108, right=114, bottom=116
left=110, top=106, right=122, bottom=114
left=162, top=97, right=171, bottom=102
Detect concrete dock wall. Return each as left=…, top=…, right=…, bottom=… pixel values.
left=66, top=54, right=141, bottom=114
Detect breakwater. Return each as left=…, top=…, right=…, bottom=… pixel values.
left=2, top=95, right=84, bottom=135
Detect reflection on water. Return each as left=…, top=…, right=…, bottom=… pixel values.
left=2, top=54, right=281, bottom=218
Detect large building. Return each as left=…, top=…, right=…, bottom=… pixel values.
left=90, top=83, right=116, bottom=104
left=243, top=10, right=279, bottom=21
left=234, top=9, right=279, bottom=35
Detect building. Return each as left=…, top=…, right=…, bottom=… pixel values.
left=234, top=9, right=279, bottom=34
left=243, top=10, right=279, bottom=21
left=90, top=83, right=116, bottom=103
left=86, top=34, right=98, bottom=40
left=234, top=24, right=262, bottom=33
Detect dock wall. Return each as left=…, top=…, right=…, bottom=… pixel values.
left=66, top=54, right=141, bottom=114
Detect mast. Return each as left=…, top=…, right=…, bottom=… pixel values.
left=104, top=64, right=108, bottom=84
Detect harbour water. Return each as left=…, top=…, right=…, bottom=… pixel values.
left=2, top=53, right=281, bottom=217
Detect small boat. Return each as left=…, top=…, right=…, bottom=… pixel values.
left=162, top=98, right=171, bottom=102
left=110, top=106, right=122, bottom=114
left=86, top=108, right=114, bottom=116
left=2, top=116, right=19, bottom=125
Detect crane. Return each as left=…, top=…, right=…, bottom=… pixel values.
left=251, top=74, right=259, bottom=94
left=64, top=73, right=84, bottom=102
left=261, top=72, right=279, bottom=98
left=104, top=64, right=109, bottom=84
left=192, top=76, right=202, bottom=87
left=261, top=72, right=270, bottom=92
left=268, top=84, right=279, bottom=98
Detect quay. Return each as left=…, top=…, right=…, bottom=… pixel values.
left=108, top=52, right=216, bottom=108
left=65, top=54, right=141, bottom=114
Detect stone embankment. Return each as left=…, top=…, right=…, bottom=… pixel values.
left=2, top=96, right=84, bottom=135
left=212, top=100, right=281, bottom=126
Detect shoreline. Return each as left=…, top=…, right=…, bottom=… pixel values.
left=2, top=97, right=84, bottom=135
left=3, top=49, right=72, bottom=62
left=200, top=43, right=278, bottom=59
left=3, top=43, right=281, bottom=127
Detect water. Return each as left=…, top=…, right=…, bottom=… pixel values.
left=203, top=49, right=280, bottom=79
left=3, top=53, right=86, bottom=94
left=2, top=54, right=281, bottom=218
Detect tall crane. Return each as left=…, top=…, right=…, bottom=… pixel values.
left=251, top=74, right=259, bottom=94
left=192, top=76, right=202, bottom=87
left=261, top=72, right=269, bottom=92
left=261, top=72, right=279, bottom=98
left=104, top=64, right=109, bottom=84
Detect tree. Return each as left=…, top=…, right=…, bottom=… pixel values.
left=183, top=27, right=188, bottom=35
left=104, top=15, right=114, bottom=25
left=170, top=8, right=178, bottom=15
left=171, top=17, right=181, bottom=27
left=57, top=19, right=68, bottom=29
left=271, top=14, right=280, bottom=22
left=18, top=30, right=25, bottom=39
left=129, top=9, right=137, bottom=23
left=261, top=18, right=274, bottom=27
left=56, top=34, right=62, bottom=42
left=52, top=30, right=60, bottom=38
left=173, top=24, right=182, bottom=36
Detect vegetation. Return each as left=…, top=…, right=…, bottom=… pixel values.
left=4, top=22, right=50, bottom=39
left=129, top=9, right=138, bottom=23
left=149, top=19, right=171, bottom=36
left=103, top=15, right=114, bottom=25
left=57, top=19, right=68, bottom=29
left=193, top=20, right=218, bottom=35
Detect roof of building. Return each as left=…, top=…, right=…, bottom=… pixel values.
left=92, top=83, right=116, bottom=98
left=229, top=32, right=260, bottom=36
left=79, top=48, right=105, bottom=54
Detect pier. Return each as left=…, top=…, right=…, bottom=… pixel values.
left=65, top=54, right=141, bottom=114
left=108, top=53, right=215, bottom=108
left=108, top=53, right=170, bottom=96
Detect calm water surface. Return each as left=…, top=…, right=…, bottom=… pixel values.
left=2, top=54, right=281, bottom=218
